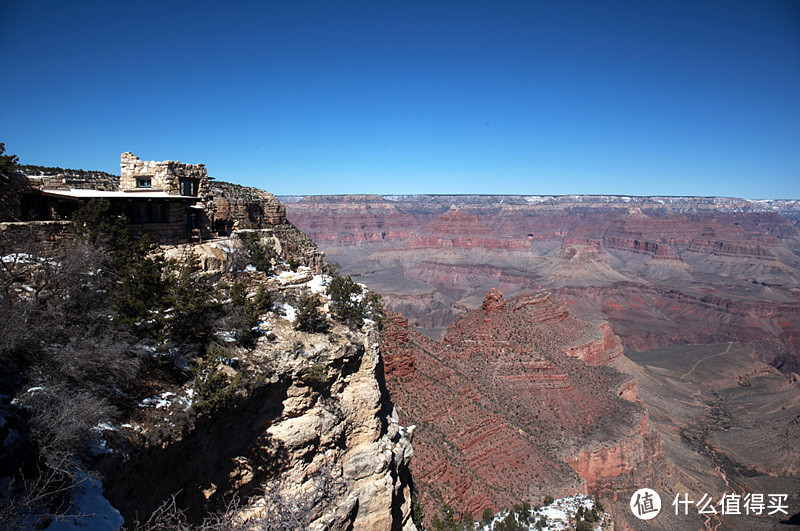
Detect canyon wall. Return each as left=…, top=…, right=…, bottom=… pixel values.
left=381, top=289, right=675, bottom=525
left=283, top=194, right=800, bottom=371
left=104, top=318, right=415, bottom=530
left=77, top=192, right=410, bottom=528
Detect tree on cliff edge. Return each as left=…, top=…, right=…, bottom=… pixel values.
left=0, top=143, right=19, bottom=183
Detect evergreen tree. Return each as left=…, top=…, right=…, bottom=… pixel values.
left=295, top=293, right=328, bottom=333
left=329, top=275, right=364, bottom=326
left=0, top=142, right=19, bottom=181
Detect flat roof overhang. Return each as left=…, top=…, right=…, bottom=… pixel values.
left=40, top=189, right=203, bottom=201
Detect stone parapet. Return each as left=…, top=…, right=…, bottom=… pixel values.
left=0, top=221, right=73, bottom=251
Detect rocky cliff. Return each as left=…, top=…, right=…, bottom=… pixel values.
left=381, top=289, right=673, bottom=525
left=210, top=180, right=288, bottom=228
left=0, top=192, right=415, bottom=528
left=103, top=305, right=415, bottom=529
left=211, top=181, right=327, bottom=274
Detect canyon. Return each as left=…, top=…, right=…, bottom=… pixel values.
left=380, top=290, right=688, bottom=528
left=285, top=194, right=800, bottom=526
left=4, top=165, right=799, bottom=528
left=283, top=194, right=800, bottom=372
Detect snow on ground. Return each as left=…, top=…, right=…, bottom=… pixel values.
left=252, top=318, right=272, bottom=333
left=1, top=253, right=34, bottom=264
left=537, top=495, right=594, bottom=529
left=524, top=196, right=552, bottom=204
left=138, top=392, right=174, bottom=409
left=281, top=303, right=297, bottom=323
left=207, top=241, right=234, bottom=253
left=307, top=274, right=327, bottom=294
left=1, top=253, right=59, bottom=266
left=44, top=471, right=123, bottom=530
left=214, top=330, right=237, bottom=343
left=137, top=391, right=191, bottom=410
left=483, top=494, right=606, bottom=530
left=11, top=386, right=45, bottom=405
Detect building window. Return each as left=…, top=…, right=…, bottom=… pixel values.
left=179, top=178, right=198, bottom=196
left=137, top=178, right=152, bottom=188
left=150, top=202, right=165, bottom=222
left=113, top=203, right=128, bottom=219
left=132, top=202, right=149, bottom=223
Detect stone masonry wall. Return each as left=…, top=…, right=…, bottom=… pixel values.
left=120, top=152, right=210, bottom=197
left=24, top=173, right=120, bottom=191
left=0, top=221, right=73, bottom=251
left=126, top=202, right=190, bottom=244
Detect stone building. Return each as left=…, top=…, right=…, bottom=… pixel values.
left=120, top=152, right=211, bottom=199
left=4, top=153, right=213, bottom=244
left=1, top=152, right=325, bottom=269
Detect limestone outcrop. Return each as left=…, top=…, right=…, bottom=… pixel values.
left=210, top=180, right=288, bottom=229
left=234, top=323, right=416, bottom=530
left=98, top=233, right=414, bottom=529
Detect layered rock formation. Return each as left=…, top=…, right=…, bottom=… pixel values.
left=211, top=182, right=325, bottom=273
left=96, top=237, right=413, bottom=528
left=283, top=194, right=800, bottom=372
left=210, top=181, right=288, bottom=229
left=381, top=289, right=673, bottom=525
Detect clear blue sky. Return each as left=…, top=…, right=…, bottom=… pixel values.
left=1, top=0, right=798, bottom=198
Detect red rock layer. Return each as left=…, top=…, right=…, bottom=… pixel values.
left=603, top=236, right=683, bottom=260
left=557, top=284, right=800, bottom=372
left=381, top=313, right=415, bottom=378
left=286, top=194, right=800, bottom=372
left=381, top=289, right=670, bottom=519
left=481, top=287, right=506, bottom=313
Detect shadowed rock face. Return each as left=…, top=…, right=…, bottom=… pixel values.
left=380, top=290, right=673, bottom=523
left=283, top=194, right=800, bottom=372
